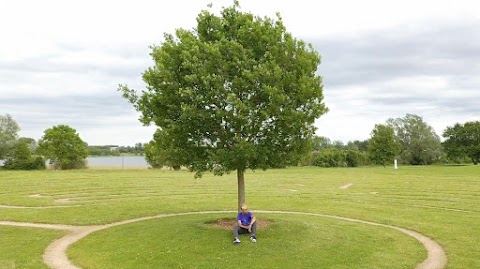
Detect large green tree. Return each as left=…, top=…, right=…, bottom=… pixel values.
left=37, top=125, right=88, bottom=169
left=368, top=124, right=396, bottom=167
left=443, top=121, right=480, bottom=165
left=0, top=114, right=20, bottom=160
left=119, top=2, right=327, bottom=209
left=387, top=114, right=443, bottom=165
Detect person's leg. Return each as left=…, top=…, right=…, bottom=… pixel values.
left=233, top=225, right=242, bottom=243
left=250, top=221, right=257, bottom=237
left=233, top=225, right=252, bottom=243
left=234, top=225, right=248, bottom=238
left=233, top=224, right=240, bottom=238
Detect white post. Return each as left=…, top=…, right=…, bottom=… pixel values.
left=394, top=159, right=398, bottom=169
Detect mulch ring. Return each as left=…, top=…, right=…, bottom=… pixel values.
left=208, top=218, right=272, bottom=230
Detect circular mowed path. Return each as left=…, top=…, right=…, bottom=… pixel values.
left=0, top=210, right=447, bottom=269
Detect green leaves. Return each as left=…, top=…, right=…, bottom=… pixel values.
left=37, top=125, right=88, bottom=169
left=0, top=114, right=20, bottom=159
left=387, top=114, right=443, bottom=165
left=368, top=124, right=396, bottom=167
left=443, top=121, right=480, bottom=164
left=120, top=3, right=327, bottom=176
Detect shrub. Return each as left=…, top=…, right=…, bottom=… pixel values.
left=3, top=156, right=46, bottom=170
left=312, top=149, right=346, bottom=167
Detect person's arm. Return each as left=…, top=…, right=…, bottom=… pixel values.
left=238, top=219, right=248, bottom=229
left=237, top=213, right=248, bottom=229
left=247, top=214, right=256, bottom=232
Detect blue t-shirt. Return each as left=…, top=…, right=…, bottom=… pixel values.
left=237, top=211, right=253, bottom=226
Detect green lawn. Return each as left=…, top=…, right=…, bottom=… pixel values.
left=0, top=226, right=65, bottom=269
left=0, top=165, right=479, bottom=268
left=69, top=214, right=423, bottom=269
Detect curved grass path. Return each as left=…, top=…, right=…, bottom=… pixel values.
left=0, top=210, right=447, bottom=269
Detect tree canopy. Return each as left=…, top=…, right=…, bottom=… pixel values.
left=443, top=121, right=480, bottom=165
left=3, top=139, right=45, bottom=170
left=387, top=114, right=443, bottom=165
left=119, top=2, right=327, bottom=208
left=0, top=114, right=20, bottom=160
left=37, top=125, right=88, bottom=169
left=368, top=124, right=397, bottom=167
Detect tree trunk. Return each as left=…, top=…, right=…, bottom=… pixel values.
left=237, top=168, right=245, bottom=212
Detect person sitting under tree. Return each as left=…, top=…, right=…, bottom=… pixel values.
left=233, top=204, right=257, bottom=243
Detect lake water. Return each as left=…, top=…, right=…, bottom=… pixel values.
left=1, top=156, right=150, bottom=169
left=87, top=156, right=150, bottom=168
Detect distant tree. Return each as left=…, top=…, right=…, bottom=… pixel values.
left=0, top=114, right=20, bottom=160
left=117, top=146, right=131, bottom=154
left=349, top=140, right=369, bottom=152
left=312, top=148, right=346, bottom=167
left=332, top=140, right=345, bottom=150
left=345, top=150, right=369, bottom=167
left=116, top=144, right=145, bottom=155
left=37, top=125, right=88, bottom=169
left=312, top=136, right=332, bottom=151
left=88, top=146, right=105, bottom=156
left=88, top=145, right=121, bottom=156
left=18, top=137, right=37, bottom=150
left=306, top=137, right=369, bottom=167
left=119, top=2, right=327, bottom=209
left=3, top=139, right=45, bottom=170
left=300, top=136, right=326, bottom=165
left=368, top=124, right=396, bottom=167
left=443, top=121, right=480, bottom=165
left=134, top=143, right=145, bottom=155
left=4, top=140, right=30, bottom=169
left=345, top=141, right=359, bottom=151
left=312, top=136, right=347, bottom=150
left=387, top=114, right=443, bottom=165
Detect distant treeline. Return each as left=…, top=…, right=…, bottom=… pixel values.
left=1, top=113, right=479, bottom=171
left=88, top=143, right=146, bottom=156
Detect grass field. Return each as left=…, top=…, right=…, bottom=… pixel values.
left=0, top=165, right=479, bottom=268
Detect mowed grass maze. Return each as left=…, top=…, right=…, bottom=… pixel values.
left=0, top=166, right=479, bottom=268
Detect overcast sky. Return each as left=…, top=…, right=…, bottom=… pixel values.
left=1, top=0, right=479, bottom=146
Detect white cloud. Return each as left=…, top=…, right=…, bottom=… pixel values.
left=1, top=0, right=479, bottom=145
